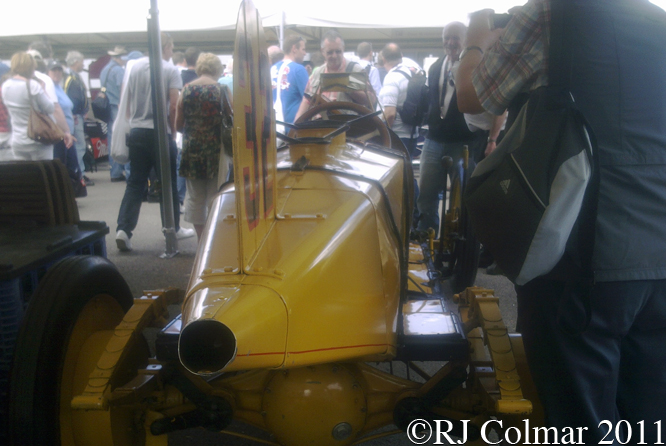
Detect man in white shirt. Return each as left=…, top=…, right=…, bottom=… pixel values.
left=378, top=43, right=418, bottom=158
left=115, top=32, right=195, bottom=251
left=356, top=42, right=382, bottom=97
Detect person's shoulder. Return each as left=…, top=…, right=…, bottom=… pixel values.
left=163, top=60, right=180, bottom=73
left=35, top=71, right=55, bottom=88
left=428, top=57, right=444, bottom=74
left=34, top=71, right=50, bottom=82
left=110, top=62, right=124, bottom=73
left=348, top=60, right=364, bottom=72
left=129, top=58, right=150, bottom=77
left=311, top=65, right=325, bottom=77
left=386, top=67, right=407, bottom=82
left=290, top=62, right=307, bottom=73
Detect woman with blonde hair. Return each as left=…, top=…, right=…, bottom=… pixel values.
left=176, top=52, right=233, bottom=239
left=1, top=51, right=56, bottom=160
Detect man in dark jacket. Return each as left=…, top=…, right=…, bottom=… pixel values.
left=416, top=22, right=480, bottom=233
left=457, top=1, right=666, bottom=442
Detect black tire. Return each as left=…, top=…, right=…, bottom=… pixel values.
left=8, top=256, right=137, bottom=445
left=450, top=167, right=481, bottom=293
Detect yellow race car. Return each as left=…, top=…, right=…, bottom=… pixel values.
left=6, top=1, right=542, bottom=445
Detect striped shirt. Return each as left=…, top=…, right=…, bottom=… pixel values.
left=472, top=0, right=551, bottom=115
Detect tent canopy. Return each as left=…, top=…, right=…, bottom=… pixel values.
left=2, top=0, right=665, bottom=60
left=0, top=0, right=522, bottom=60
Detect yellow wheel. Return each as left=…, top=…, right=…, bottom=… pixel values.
left=8, top=256, right=148, bottom=446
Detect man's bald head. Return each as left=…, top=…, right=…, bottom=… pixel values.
left=381, top=43, right=403, bottom=70
left=268, top=45, right=284, bottom=65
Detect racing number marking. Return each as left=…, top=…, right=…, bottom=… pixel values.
left=243, top=105, right=259, bottom=230
left=259, top=51, right=274, bottom=218
left=240, top=6, right=274, bottom=232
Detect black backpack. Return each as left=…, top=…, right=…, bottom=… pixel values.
left=396, top=69, right=428, bottom=127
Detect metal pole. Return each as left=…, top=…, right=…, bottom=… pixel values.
left=279, top=10, right=285, bottom=49
left=147, top=0, right=178, bottom=258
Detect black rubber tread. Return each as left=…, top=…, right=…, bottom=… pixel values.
left=8, top=255, right=133, bottom=446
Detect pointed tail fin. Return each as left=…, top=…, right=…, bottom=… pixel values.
left=232, top=0, right=278, bottom=272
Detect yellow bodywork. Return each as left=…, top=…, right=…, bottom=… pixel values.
left=181, top=136, right=407, bottom=372
left=50, top=1, right=546, bottom=444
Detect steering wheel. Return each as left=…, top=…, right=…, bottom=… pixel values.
left=294, top=101, right=392, bottom=147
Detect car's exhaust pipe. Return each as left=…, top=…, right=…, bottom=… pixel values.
left=179, top=319, right=237, bottom=375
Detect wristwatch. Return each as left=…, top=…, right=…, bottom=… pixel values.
left=459, top=46, right=484, bottom=61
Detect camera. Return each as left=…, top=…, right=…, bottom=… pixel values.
left=491, top=13, right=513, bottom=29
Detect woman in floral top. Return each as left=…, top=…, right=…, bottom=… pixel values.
left=176, top=52, right=232, bottom=239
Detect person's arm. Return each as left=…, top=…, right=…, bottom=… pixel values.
left=377, top=74, right=399, bottom=128
left=485, top=111, right=507, bottom=156
left=295, top=67, right=309, bottom=98
left=349, top=90, right=371, bottom=106
left=384, top=106, right=397, bottom=127
left=168, top=88, right=179, bottom=140
left=295, top=72, right=317, bottom=121
left=175, top=90, right=185, bottom=133
left=369, top=67, right=382, bottom=97
left=33, top=83, right=55, bottom=115
left=294, top=95, right=311, bottom=121
left=456, top=9, right=505, bottom=114
left=348, top=69, right=375, bottom=109
left=53, top=104, right=75, bottom=148
left=32, top=80, right=75, bottom=148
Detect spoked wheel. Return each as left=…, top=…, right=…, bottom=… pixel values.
left=8, top=256, right=149, bottom=446
left=444, top=166, right=481, bottom=293
left=294, top=101, right=392, bottom=147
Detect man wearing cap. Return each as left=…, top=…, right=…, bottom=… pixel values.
left=101, top=46, right=130, bottom=182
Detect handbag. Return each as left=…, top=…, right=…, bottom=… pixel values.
left=26, top=80, right=64, bottom=145
left=463, top=0, right=598, bottom=286
left=109, top=61, right=135, bottom=164
left=464, top=89, right=594, bottom=285
left=220, top=85, right=234, bottom=158
left=91, top=87, right=112, bottom=122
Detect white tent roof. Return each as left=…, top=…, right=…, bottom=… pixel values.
left=2, top=0, right=665, bottom=59
left=3, top=0, right=523, bottom=37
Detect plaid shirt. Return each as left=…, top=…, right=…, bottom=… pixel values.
left=472, top=0, right=551, bottom=115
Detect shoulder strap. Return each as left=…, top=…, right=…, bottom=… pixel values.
left=63, top=74, right=74, bottom=92
left=346, top=61, right=358, bottom=73
left=101, top=64, right=111, bottom=88
left=396, top=69, right=411, bottom=81
left=25, top=79, right=34, bottom=103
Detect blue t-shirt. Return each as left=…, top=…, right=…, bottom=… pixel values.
left=55, top=84, right=74, bottom=133
left=272, top=60, right=308, bottom=124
